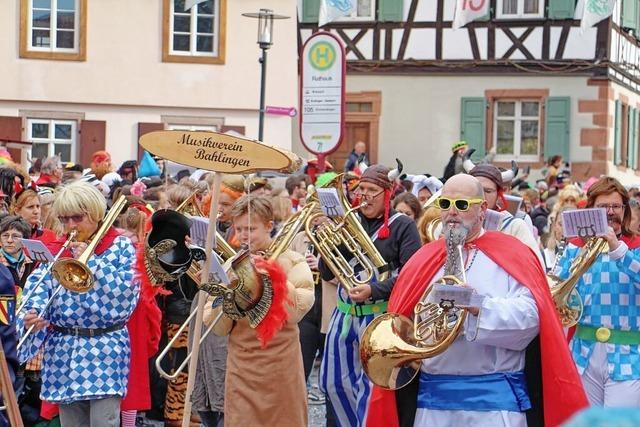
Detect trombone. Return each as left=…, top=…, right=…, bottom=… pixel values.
left=17, top=196, right=128, bottom=350
left=16, top=230, right=77, bottom=315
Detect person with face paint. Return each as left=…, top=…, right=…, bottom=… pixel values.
left=366, top=174, right=588, bottom=427
left=554, top=176, right=640, bottom=408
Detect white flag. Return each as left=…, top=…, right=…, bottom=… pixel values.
left=185, top=0, right=207, bottom=11
left=579, top=0, right=616, bottom=31
left=452, top=0, right=490, bottom=30
left=319, top=0, right=355, bottom=27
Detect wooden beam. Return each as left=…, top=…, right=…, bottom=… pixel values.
left=502, top=27, right=535, bottom=60
left=542, top=21, right=550, bottom=60
left=384, top=28, right=393, bottom=60
left=554, top=23, right=571, bottom=60
left=435, top=0, right=444, bottom=60
left=397, top=0, right=419, bottom=61
left=336, top=28, right=367, bottom=60
left=468, top=27, right=480, bottom=60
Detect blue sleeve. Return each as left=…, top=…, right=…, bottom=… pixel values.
left=16, top=262, right=52, bottom=362
left=613, top=243, right=640, bottom=289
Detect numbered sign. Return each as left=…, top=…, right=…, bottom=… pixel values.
left=300, top=32, right=346, bottom=156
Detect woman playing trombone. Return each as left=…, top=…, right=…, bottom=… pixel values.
left=16, top=181, right=139, bottom=427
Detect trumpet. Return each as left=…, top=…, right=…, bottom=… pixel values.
left=18, top=196, right=128, bottom=350
left=16, top=230, right=77, bottom=315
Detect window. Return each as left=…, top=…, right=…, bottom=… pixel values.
left=28, top=119, right=77, bottom=162
left=20, top=0, right=86, bottom=60
left=336, top=0, right=376, bottom=21
left=163, top=0, right=226, bottom=64
left=493, top=100, right=540, bottom=161
left=168, top=124, right=218, bottom=132
left=496, top=0, right=543, bottom=19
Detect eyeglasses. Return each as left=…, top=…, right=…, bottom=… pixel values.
left=436, top=197, right=484, bottom=212
left=0, top=233, right=22, bottom=241
left=595, top=203, right=625, bottom=212
left=57, top=214, right=85, bottom=224
left=354, top=188, right=384, bottom=200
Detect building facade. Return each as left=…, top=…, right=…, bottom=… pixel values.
left=295, top=0, right=640, bottom=184
left=0, top=0, right=298, bottom=169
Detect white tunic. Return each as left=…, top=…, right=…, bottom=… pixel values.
left=414, top=249, right=540, bottom=427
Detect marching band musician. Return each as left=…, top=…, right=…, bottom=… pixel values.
left=17, top=181, right=139, bottom=427
left=555, top=176, right=640, bottom=407
left=366, top=174, right=588, bottom=427
left=202, top=195, right=315, bottom=426
left=319, top=164, right=422, bottom=426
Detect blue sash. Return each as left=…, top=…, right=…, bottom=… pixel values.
left=417, top=371, right=531, bottom=412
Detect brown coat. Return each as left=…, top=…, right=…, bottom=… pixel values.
left=203, top=250, right=314, bottom=426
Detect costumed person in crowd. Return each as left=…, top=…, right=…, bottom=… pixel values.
left=392, top=192, right=423, bottom=221
left=17, top=181, right=139, bottom=426
left=344, top=141, right=369, bottom=174
left=35, top=156, right=63, bottom=188
left=202, top=195, right=315, bottom=426
left=542, top=206, right=572, bottom=272
left=442, top=141, right=468, bottom=182
left=366, top=173, right=588, bottom=427
left=0, top=262, right=17, bottom=427
left=0, top=216, right=42, bottom=423
left=38, top=187, right=58, bottom=232
left=554, top=176, right=640, bottom=407
left=305, top=158, right=334, bottom=184
left=147, top=209, right=201, bottom=426
left=285, top=174, right=309, bottom=212
left=463, top=156, right=543, bottom=267
left=90, top=150, right=113, bottom=180
left=544, top=155, right=563, bottom=188
left=248, top=177, right=271, bottom=196
left=319, top=163, right=422, bottom=426
left=11, top=183, right=56, bottom=243
left=117, top=160, right=138, bottom=184
left=407, top=175, right=443, bottom=206
left=120, top=207, right=165, bottom=427
left=201, top=175, right=244, bottom=249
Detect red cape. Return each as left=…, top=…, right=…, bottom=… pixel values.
left=366, top=231, right=588, bottom=427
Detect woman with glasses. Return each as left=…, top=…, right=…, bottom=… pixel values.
left=16, top=181, right=139, bottom=426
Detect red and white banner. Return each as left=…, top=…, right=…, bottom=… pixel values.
left=452, top=0, right=489, bottom=30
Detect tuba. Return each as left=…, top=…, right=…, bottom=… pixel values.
left=548, top=237, right=607, bottom=328
left=360, top=224, right=469, bottom=390
left=305, top=174, right=389, bottom=290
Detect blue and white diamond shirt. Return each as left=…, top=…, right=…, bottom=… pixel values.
left=17, top=235, right=139, bottom=403
left=555, top=240, right=640, bottom=380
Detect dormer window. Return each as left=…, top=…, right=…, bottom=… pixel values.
left=336, top=0, right=375, bottom=21
left=497, top=0, right=544, bottom=19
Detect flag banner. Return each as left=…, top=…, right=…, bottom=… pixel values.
left=578, top=0, right=616, bottom=31
left=185, top=0, right=208, bottom=11
left=319, top=0, right=355, bottom=27
left=453, top=0, right=490, bottom=30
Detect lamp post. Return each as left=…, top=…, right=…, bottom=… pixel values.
left=242, top=9, right=289, bottom=143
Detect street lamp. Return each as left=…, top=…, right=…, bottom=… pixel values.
left=242, top=9, right=289, bottom=143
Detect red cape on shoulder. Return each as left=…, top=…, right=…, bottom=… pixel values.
left=366, top=231, right=588, bottom=427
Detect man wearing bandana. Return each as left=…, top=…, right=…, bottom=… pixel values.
left=554, top=176, right=640, bottom=408
left=318, top=164, right=421, bottom=426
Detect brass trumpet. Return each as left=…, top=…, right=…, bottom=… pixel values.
left=18, top=195, right=129, bottom=350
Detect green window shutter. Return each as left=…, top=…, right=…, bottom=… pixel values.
left=622, top=0, right=638, bottom=30
left=627, top=107, right=635, bottom=168
left=378, top=0, right=404, bottom=22
left=544, top=97, right=571, bottom=161
left=460, top=97, right=487, bottom=159
left=301, top=0, right=320, bottom=23
left=632, top=108, right=639, bottom=169
left=615, top=100, right=622, bottom=165
left=548, top=0, right=576, bottom=19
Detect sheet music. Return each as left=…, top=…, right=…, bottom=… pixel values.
left=190, top=216, right=209, bottom=248
left=20, top=239, right=55, bottom=263
left=317, top=188, right=346, bottom=217
left=484, top=209, right=502, bottom=231
left=562, top=208, right=608, bottom=238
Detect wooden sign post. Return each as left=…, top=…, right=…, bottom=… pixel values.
left=139, top=130, right=300, bottom=427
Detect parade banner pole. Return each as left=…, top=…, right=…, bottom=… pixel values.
left=181, top=172, right=222, bottom=427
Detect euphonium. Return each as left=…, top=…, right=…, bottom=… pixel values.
left=548, top=237, right=607, bottom=328
left=305, top=174, right=389, bottom=290
left=360, top=224, right=469, bottom=390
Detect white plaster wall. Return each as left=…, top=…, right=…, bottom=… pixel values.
left=293, top=74, right=597, bottom=177
left=606, top=82, right=640, bottom=185
left=0, top=0, right=298, bottom=112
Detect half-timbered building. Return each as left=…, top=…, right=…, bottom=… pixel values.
left=295, top=0, right=640, bottom=184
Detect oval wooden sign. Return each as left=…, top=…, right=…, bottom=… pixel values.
left=139, top=130, right=302, bottom=174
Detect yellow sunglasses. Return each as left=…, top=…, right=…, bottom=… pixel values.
left=436, top=197, right=484, bottom=212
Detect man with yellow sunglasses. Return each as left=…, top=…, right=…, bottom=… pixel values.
left=366, top=174, right=588, bottom=427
